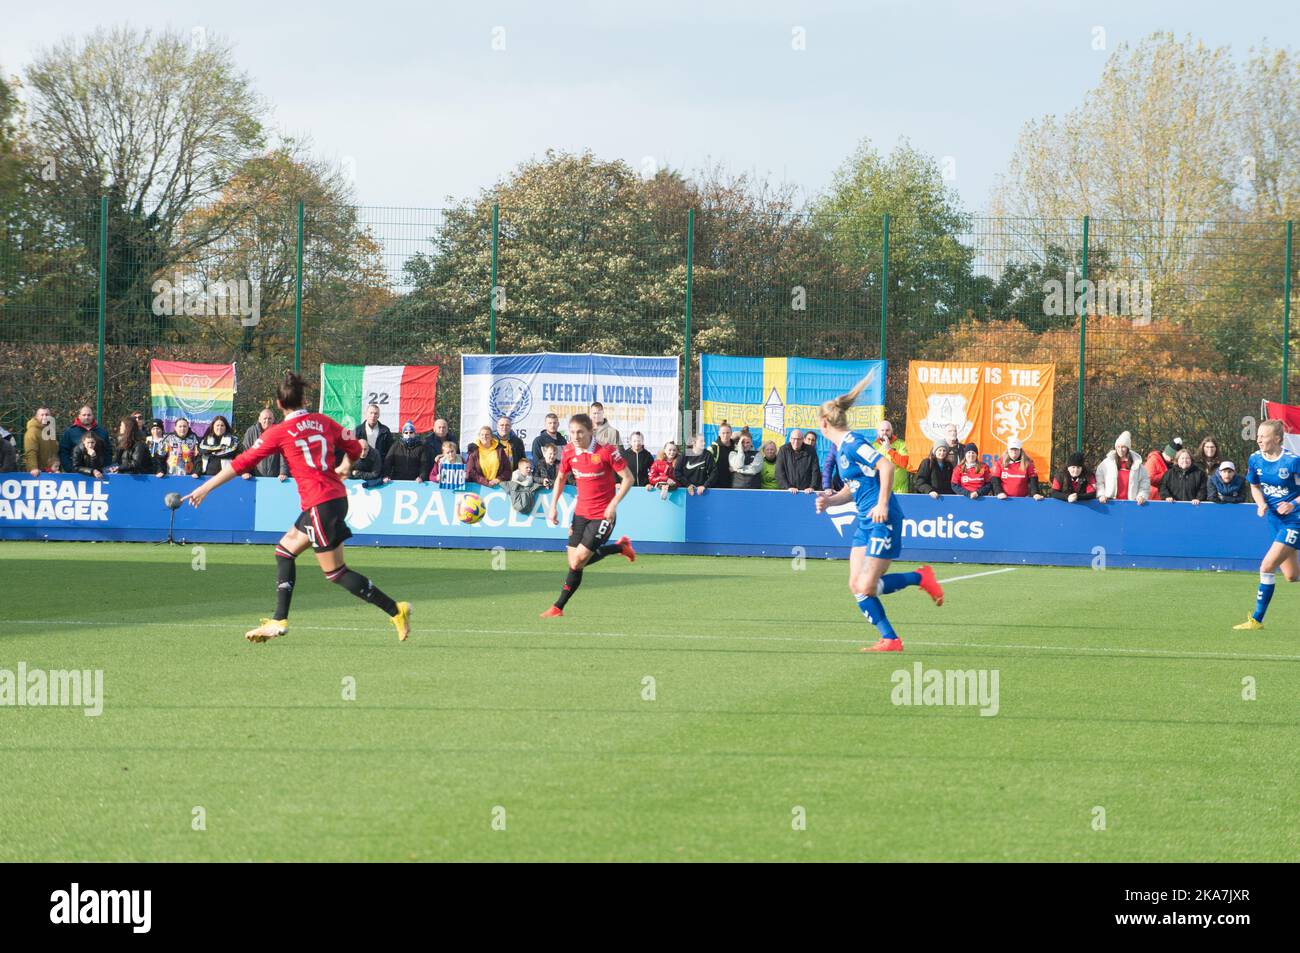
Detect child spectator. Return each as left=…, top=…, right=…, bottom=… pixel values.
left=915, top=443, right=954, bottom=498
left=114, top=416, right=153, bottom=474
left=759, top=440, right=780, bottom=489
left=1160, top=448, right=1206, bottom=503
left=534, top=441, right=559, bottom=489
left=953, top=443, right=993, bottom=498
left=198, top=415, right=240, bottom=476
left=163, top=418, right=201, bottom=477
left=991, top=438, right=1043, bottom=500
left=677, top=434, right=713, bottom=495
left=1207, top=460, right=1247, bottom=503
left=71, top=430, right=109, bottom=479
left=427, top=440, right=460, bottom=483
left=506, top=458, right=542, bottom=513
left=623, top=432, right=654, bottom=486
left=1051, top=452, right=1096, bottom=502
left=648, top=441, right=680, bottom=499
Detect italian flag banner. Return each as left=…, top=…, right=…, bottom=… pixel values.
left=319, top=364, right=440, bottom=432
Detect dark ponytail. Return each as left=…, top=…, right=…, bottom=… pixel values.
left=277, top=370, right=307, bottom=411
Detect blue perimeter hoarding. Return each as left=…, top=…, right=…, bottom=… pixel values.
left=0, top=474, right=1274, bottom=571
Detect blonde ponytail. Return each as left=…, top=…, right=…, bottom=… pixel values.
left=819, top=369, right=877, bottom=431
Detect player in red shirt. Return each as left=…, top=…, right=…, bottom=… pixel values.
left=182, top=371, right=411, bottom=643
left=541, top=413, right=637, bottom=617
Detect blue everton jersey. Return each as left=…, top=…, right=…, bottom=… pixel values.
left=837, top=430, right=897, bottom=517
left=1247, top=449, right=1300, bottom=513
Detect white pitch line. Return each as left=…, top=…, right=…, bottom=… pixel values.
left=936, top=567, right=1017, bottom=584
left=5, top=618, right=1300, bottom=662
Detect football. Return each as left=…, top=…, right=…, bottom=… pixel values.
left=456, top=493, right=486, bottom=524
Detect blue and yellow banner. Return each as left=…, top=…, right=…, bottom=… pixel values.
left=700, top=355, right=886, bottom=455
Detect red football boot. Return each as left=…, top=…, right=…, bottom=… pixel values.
left=616, top=535, right=637, bottom=562
left=860, top=638, right=904, bottom=653
left=540, top=606, right=564, bottom=618
left=916, top=565, right=944, bottom=606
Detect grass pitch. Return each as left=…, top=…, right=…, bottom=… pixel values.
left=1, top=541, right=1297, bottom=861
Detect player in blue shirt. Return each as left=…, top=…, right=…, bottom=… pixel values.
left=1236, top=418, right=1300, bottom=629
left=814, top=373, right=944, bottom=651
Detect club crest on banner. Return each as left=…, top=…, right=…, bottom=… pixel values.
left=489, top=377, right=532, bottom=423
left=176, top=374, right=218, bottom=416
left=921, top=394, right=974, bottom=444
left=990, top=393, right=1033, bottom=447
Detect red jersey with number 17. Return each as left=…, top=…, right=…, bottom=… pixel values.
left=559, top=440, right=627, bottom=519
left=231, top=410, right=362, bottom=510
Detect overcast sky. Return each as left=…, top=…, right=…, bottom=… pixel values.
left=2, top=1, right=1292, bottom=213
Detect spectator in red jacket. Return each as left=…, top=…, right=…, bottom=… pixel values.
left=1051, top=452, right=1096, bottom=503
left=1143, top=438, right=1182, bottom=501
left=991, top=438, right=1043, bottom=500
left=953, top=443, right=993, bottom=498
left=647, top=441, right=680, bottom=499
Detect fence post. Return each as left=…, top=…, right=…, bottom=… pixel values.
left=1284, top=220, right=1293, bottom=404
left=1076, top=215, right=1089, bottom=453
left=293, top=201, right=304, bottom=373
left=96, top=195, right=107, bottom=423
left=684, top=208, right=695, bottom=440
left=490, top=203, right=499, bottom=354
left=880, top=213, right=890, bottom=362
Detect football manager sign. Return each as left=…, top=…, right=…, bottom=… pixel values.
left=460, top=353, right=680, bottom=451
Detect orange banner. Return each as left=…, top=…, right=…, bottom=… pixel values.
left=905, top=362, right=1055, bottom=474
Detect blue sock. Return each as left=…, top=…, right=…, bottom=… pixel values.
left=855, top=594, right=898, bottom=639
left=1254, top=573, right=1276, bottom=622
left=880, top=571, right=921, bottom=595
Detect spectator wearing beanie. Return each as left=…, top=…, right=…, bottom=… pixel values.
left=677, top=434, right=713, bottom=495
left=953, top=443, right=993, bottom=498
left=915, top=442, right=955, bottom=498
left=776, top=428, right=822, bottom=493
left=991, top=438, right=1043, bottom=500
left=1160, top=448, right=1206, bottom=503
left=1097, top=430, right=1150, bottom=504
left=1207, top=460, right=1247, bottom=503
left=1051, top=452, right=1097, bottom=502
left=622, top=432, right=655, bottom=487
left=384, top=421, right=432, bottom=483
left=1143, top=437, right=1182, bottom=501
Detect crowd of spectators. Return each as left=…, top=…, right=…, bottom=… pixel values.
left=0, top=400, right=1265, bottom=513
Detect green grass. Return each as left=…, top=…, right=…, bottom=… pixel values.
left=1, top=540, right=1298, bottom=861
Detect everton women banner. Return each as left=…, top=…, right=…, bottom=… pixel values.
left=459, top=353, right=680, bottom=453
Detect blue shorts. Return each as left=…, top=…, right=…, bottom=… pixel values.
left=1266, top=510, right=1300, bottom=549
left=851, top=512, right=903, bottom=560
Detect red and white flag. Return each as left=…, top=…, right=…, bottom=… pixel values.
left=1262, top=400, right=1300, bottom=455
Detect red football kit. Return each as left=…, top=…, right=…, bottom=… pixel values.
left=231, top=410, right=361, bottom=510
left=559, top=440, right=627, bottom=519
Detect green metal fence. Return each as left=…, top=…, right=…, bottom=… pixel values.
left=1, top=198, right=1295, bottom=473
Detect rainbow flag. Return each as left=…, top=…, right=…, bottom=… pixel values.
left=150, top=360, right=237, bottom=437
left=319, top=364, right=440, bottom=432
